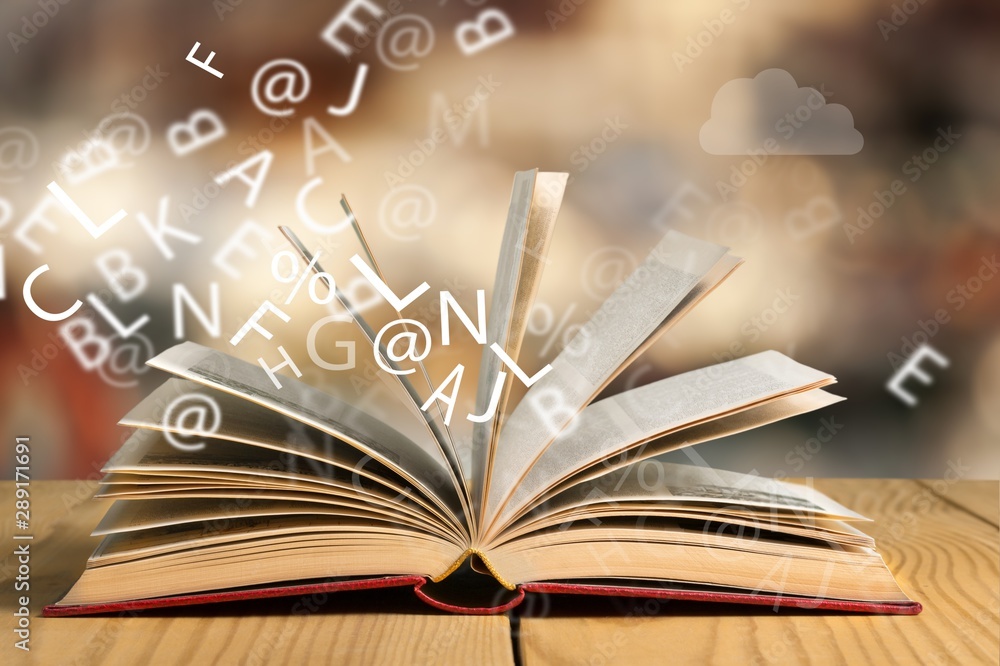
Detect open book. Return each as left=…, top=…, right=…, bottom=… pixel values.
left=46, top=171, right=919, bottom=616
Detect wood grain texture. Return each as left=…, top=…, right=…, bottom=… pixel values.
left=918, top=479, right=999, bottom=527
left=519, top=479, right=1000, bottom=666
left=0, top=482, right=514, bottom=665
left=4, top=480, right=998, bottom=665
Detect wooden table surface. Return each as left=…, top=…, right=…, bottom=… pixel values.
left=1, top=479, right=997, bottom=665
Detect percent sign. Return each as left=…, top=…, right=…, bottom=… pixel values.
left=527, top=302, right=582, bottom=358
left=594, top=440, right=657, bottom=493
left=271, top=249, right=336, bottom=305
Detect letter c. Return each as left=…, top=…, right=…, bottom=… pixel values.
left=296, top=177, right=354, bottom=235
left=23, top=264, right=83, bottom=321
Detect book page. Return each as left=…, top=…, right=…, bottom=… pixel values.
left=91, top=497, right=420, bottom=534
left=94, top=484, right=467, bottom=549
left=108, top=424, right=416, bottom=503
left=616, top=253, right=742, bottom=371
left=472, top=170, right=567, bottom=523
left=490, top=353, right=836, bottom=530
left=58, top=528, right=461, bottom=606
left=497, top=503, right=874, bottom=549
left=279, top=223, right=472, bottom=524
left=93, top=488, right=446, bottom=534
left=535, top=460, right=865, bottom=521
left=96, top=470, right=456, bottom=541
left=93, top=496, right=459, bottom=544
left=89, top=514, right=452, bottom=565
left=529, top=389, right=843, bottom=513
left=96, top=473, right=454, bottom=540
left=486, top=527, right=910, bottom=603
left=121, top=378, right=420, bottom=496
left=103, top=430, right=455, bottom=538
left=486, top=231, right=732, bottom=525
left=144, top=342, right=468, bottom=539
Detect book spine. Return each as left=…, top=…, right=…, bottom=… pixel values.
left=431, top=548, right=517, bottom=590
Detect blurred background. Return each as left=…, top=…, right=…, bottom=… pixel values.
left=1, top=0, right=998, bottom=480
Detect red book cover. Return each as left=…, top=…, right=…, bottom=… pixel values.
left=44, top=575, right=921, bottom=617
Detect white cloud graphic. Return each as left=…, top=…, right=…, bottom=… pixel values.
left=700, top=68, right=863, bottom=155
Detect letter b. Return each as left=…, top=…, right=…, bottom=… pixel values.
left=529, top=387, right=578, bottom=438
left=96, top=248, right=147, bottom=302
left=415, top=135, right=436, bottom=156
left=39, top=0, right=60, bottom=18
left=684, top=35, right=703, bottom=58
left=60, top=318, right=111, bottom=371
left=874, top=188, right=895, bottom=210
left=729, top=164, right=746, bottom=187
left=167, top=109, right=227, bottom=157
left=899, top=334, right=916, bottom=358
left=20, top=16, right=38, bottom=37
left=918, top=317, right=939, bottom=338
left=856, top=206, right=874, bottom=229
left=455, top=9, right=515, bottom=56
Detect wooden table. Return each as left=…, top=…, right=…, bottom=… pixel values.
left=2, top=480, right=997, bottom=664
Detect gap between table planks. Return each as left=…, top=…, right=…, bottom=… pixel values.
left=517, top=479, right=1000, bottom=665
left=0, top=481, right=514, bottom=665
left=3, top=480, right=997, bottom=665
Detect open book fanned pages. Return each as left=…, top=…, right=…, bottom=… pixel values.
left=46, top=170, right=919, bottom=616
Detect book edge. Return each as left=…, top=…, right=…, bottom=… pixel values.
left=42, top=577, right=922, bottom=617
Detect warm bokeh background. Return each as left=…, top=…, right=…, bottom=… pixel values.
left=2, top=0, right=998, bottom=480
